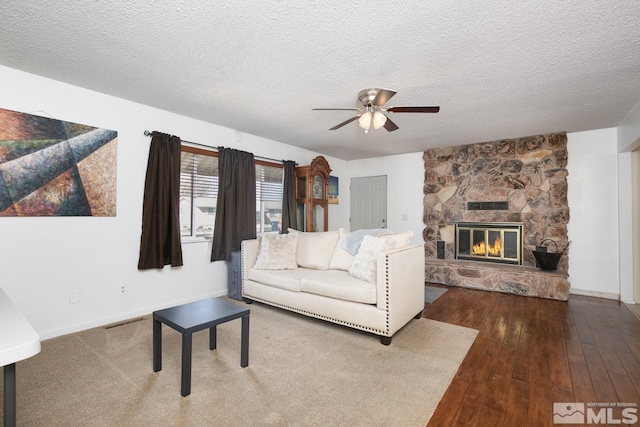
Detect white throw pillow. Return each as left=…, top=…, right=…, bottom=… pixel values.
left=329, top=227, right=354, bottom=271
left=254, top=232, right=298, bottom=270
left=348, top=235, right=393, bottom=284
left=288, top=229, right=339, bottom=270
left=383, top=231, right=413, bottom=249
left=340, top=228, right=394, bottom=255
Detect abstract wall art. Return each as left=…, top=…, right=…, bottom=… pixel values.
left=0, top=108, right=118, bottom=216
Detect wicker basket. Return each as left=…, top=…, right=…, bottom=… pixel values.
left=532, top=239, right=562, bottom=271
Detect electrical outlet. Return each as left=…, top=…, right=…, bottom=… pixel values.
left=120, top=284, right=127, bottom=295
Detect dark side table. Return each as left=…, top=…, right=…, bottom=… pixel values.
left=152, top=297, right=250, bottom=396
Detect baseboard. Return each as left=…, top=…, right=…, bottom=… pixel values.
left=39, top=290, right=226, bottom=340
left=569, top=287, right=620, bottom=300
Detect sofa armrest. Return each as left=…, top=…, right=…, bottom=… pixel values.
left=376, top=244, right=425, bottom=335
left=241, top=239, right=260, bottom=292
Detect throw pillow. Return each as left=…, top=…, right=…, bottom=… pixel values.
left=254, top=232, right=298, bottom=270
left=383, top=231, right=414, bottom=248
left=348, top=235, right=393, bottom=284
left=340, top=228, right=395, bottom=255
left=329, top=227, right=354, bottom=271
left=288, top=228, right=339, bottom=270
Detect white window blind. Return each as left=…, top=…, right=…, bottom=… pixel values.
left=180, top=150, right=218, bottom=240
left=179, top=146, right=285, bottom=240
left=256, top=162, right=284, bottom=233
left=256, top=163, right=284, bottom=202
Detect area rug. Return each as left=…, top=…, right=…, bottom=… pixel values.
left=2, top=299, right=477, bottom=426
left=425, top=285, right=448, bottom=303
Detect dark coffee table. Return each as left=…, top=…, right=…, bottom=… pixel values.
left=152, top=297, right=250, bottom=396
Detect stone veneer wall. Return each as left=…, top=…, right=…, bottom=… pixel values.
left=423, top=132, right=571, bottom=300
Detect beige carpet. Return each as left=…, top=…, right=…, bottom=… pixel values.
left=1, top=299, right=477, bottom=427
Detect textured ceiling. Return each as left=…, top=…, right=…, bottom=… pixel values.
left=1, top=1, right=639, bottom=160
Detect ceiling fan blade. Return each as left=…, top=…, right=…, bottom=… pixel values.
left=383, top=117, right=399, bottom=132
left=312, top=108, right=360, bottom=111
left=372, top=89, right=397, bottom=106
left=386, top=106, right=440, bottom=113
left=329, top=116, right=360, bottom=130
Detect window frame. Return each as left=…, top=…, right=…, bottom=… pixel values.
left=179, top=144, right=284, bottom=244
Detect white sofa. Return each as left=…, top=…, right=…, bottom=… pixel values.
left=241, top=228, right=425, bottom=345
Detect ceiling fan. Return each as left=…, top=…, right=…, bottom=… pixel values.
left=312, top=88, right=439, bottom=133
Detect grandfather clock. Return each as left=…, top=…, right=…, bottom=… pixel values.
left=294, top=156, right=331, bottom=232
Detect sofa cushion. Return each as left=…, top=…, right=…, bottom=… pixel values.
left=253, top=232, right=298, bottom=270
left=329, top=227, right=354, bottom=271
left=288, top=229, right=339, bottom=270
left=300, top=270, right=377, bottom=304
left=247, top=268, right=310, bottom=292
left=348, top=235, right=393, bottom=284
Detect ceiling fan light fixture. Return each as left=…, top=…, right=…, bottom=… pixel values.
left=372, top=111, right=387, bottom=129
left=358, top=111, right=372, bottom=130
left=313, top=88, right=440, bottom=132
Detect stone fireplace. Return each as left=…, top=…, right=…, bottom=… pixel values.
left=423, top=132, right=570, bottom=300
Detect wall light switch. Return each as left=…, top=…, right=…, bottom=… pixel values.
left=69, top=290, right=80, bottom=304
left=401, top=214, right=409, bottom=221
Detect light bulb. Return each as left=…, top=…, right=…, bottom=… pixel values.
left=358, top=111, right=372, bottom=130
left=372, top=111, right=387, bottom=129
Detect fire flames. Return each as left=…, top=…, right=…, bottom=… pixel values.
left=472, top=237, right=502, bottom=256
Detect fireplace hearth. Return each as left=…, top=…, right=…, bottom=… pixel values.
left=455, top=222, right=523, bottom=266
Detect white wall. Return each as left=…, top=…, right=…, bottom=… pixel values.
left=346, top=152, right=425, bottom=245
left=566, top=128, right=620, bottom=298
left=633, top=150, right=640, bottom=303
left=617, top=100, right=640, bottom=303
left=618, top=100, right=640, bottom=152
left=0, top=65, right=348, bottom=339
left=618, top=152, right=635, bottom=302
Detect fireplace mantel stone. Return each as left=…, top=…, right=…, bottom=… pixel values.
left=423, top=132, right=570, bottom=301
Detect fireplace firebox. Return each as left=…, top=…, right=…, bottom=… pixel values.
left=454, top=222, right=523, bottom=266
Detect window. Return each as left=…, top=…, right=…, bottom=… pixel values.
left=179, top=146, right=284, bottom=242
left=180, top=146, right=218, bottom=240
left=256, top=162, right=284, bottom=234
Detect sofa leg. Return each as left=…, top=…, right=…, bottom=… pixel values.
left=243, top=298, right=254, bottom=305
left=414, top=310, right=423, bottom=319
left=380, top=336, right=392, bottom=346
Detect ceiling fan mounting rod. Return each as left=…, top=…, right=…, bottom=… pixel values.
left=357, top=88, right=382, bottom=108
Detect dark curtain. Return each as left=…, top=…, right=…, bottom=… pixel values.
left=138, top=132, right=183, bottom=269
left=211, top=147, right=256, bottom=262
left=281, top=160, right=297, bottom=233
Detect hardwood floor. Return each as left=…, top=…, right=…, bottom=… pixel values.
left=628, top=302, right=640, bottom=322
left=423, top=285, right=640, bottom=427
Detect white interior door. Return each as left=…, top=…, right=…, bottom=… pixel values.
left=350, top=176, right=387, bottom=231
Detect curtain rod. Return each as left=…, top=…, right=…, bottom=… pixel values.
left=143, top=130, right=294, bottom=165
